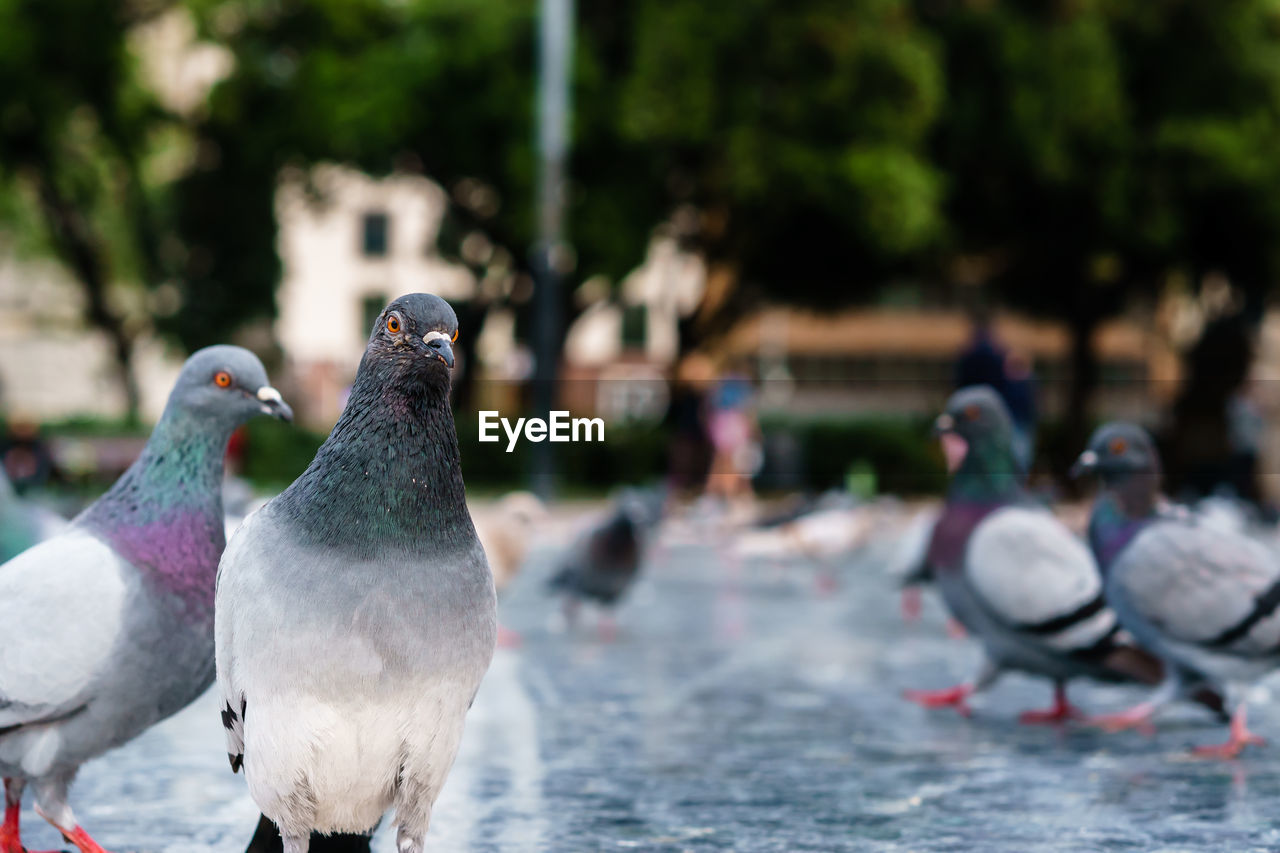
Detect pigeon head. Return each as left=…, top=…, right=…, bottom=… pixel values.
left=1073, top=422, right=1161, bottom=486
left=934, top=385, right=1017, bottom=476
left=362, top=293, right=459, bottom=394
left=168, top=345, right=293, bottom=426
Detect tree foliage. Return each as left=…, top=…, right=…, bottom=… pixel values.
left=8, top=0, right=1280, bottom=432
left=0, top=0, right=173, bottom=419
left=918, top=0, right=1280, bottom=451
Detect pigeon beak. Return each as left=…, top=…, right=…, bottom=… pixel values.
left=421, top=332, right=455, bottom=368
left=256, top=386, right=294, bottom=423
left=1070, top=449, right=1098, bottom=479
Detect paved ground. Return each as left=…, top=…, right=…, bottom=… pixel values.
left=17, top=513, right=1280, bottom=852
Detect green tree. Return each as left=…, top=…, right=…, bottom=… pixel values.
left=0, top=0, right=175, bottom=421
left=176, top=0, right=945, bottom=363
left=918, top=0, right=1280, bottom=456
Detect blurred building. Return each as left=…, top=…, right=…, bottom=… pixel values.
left=714, top=306, right=1175, bottom=421
left=0, top=247, right=181, bottom=423
left=274, top=165, right=475, bottom=426
left=561, top=237, right=705, bottom=420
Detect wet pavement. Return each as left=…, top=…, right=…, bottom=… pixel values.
left=19, top=515, right=1280, bottom=852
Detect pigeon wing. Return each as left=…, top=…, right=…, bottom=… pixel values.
left=0, top=530, right=130, bottom=731
left=1116, top=520, right=1280, bottom=652
left=214, top=506, right=270, bottom=772
left=965, top=506, right=1117, bottom=653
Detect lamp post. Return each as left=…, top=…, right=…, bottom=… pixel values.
left=530, top=0, right=574, bottom=499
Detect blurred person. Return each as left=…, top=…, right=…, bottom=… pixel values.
left=1003, top=349, right=1038, bottom=471
left=663, top=353, right=714, bottom=496
left=954, top=309, right=1037, bottom=470
left=704, top=365, right=760, bottom=504
left=954, top=307, right=1007, bottom=393
left=1164, top=313, right=1260, bottom=506
left=0, top=417, right=56, bottom=493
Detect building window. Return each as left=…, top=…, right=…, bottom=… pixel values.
left=361, top=294, right=387, bottom=337
left=621, top=304, right=647, bottom=350
left=361, top=212, right=390, bottom=257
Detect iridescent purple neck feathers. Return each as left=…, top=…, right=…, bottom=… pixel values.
left=78, top=410, right=235, bottom=618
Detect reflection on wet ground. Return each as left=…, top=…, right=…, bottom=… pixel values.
left=20, top=536, right=1280, bottom=851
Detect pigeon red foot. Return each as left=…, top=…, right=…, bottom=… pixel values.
left=903, top=684, right=973, bottom=716
left=0, top=801, right=20, bottom=853
left=1018, top=684, right=1083, bottom=725
left=496, top=624, right=522, bottom=649
left=1192, top=706, right=1266, bottom=760
left=1087, top=701, right=1157, bottom=736
left=900, top=587, right=922, bottom=622
left=0, top=803, right=106, bottom=853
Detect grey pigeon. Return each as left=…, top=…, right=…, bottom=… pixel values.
left=216, top=293, right=496, bottom=853
left=903, top=387, right=1201, bottom=722
left=0, top=346, right=291, bottom=853
left=548, top=487, right=663, bottom=638
left=1075, top=422, right=1278, bottom=757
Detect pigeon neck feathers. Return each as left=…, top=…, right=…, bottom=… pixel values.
left=1087, top=473, right=1160, bottom=575
left=929, top=433, right=1025, bottom=572
left=79, top=406, right=234, bottom=616
left=947, top=436, right=1024, bottom=504
left=275, top=352, right=472, bottom=556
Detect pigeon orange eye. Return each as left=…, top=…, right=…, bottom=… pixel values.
left=387, top=315, right=402, bottom=334
left=451, top=328, right=458, bottom=343
left=214, top=371, right=232, bottom=388
left=963, top=404, right=981, bottom=421
left=1109, top=437, right=1128, bottom=455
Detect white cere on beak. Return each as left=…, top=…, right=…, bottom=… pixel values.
left=257, top=386, right=284, bottom=404
left=423, top=330, right=450, bottom=343
left=935, top=413, right=955, bottom=432
left=1079, top=450, right=1098, bottom=466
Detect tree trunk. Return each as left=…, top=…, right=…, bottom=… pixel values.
left=33, top=171, right=141, bottom=423
left=1065, top=305, right=1099, bottom=478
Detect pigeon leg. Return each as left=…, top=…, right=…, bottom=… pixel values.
left=597, top=612, right=619, bottom=643
left=900, top=587, right=922, bottom=622
left=561, top=597, right=580, bottom=630
left=1018, top=681, right=1084, bottom=725
left=0, top=778, right=24, bottom=853
left=1087, top=675, right=1179, bottom=734
left=903, top=660, right=1001, bottom=717
left=903, top=683, right=974, bottom=715
left=30, top=777, right=109, bottom=853
left=496, top=623, right=523, bottom=648
left=394, top=825, right=424, bottom=853
left=281, top=835, right=310, bottom=853
left=1192, top=704, right=1267, bottom=759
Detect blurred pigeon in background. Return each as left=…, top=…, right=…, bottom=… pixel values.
left=882, top=503, right=941, bottom=623
left=217, top=294, right=496, bottom=853
left=474, top=491, right=549, bottom=648
left=548, top=487, right=664, bottom=639
left=1076, top=422, right=1276, bottom=757
left=0, top=346, right=290, bottom=853
left=903, top=386, right=1197, bottom=723
left=0, top=466, right=65, bottom=563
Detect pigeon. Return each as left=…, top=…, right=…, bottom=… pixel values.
left=548, top=487, right=663, bottom=638
left=216, top=293, right=496, bottom=853
left=0, top=466, right=66, bottom=563
left=883, top=503, right=941, bottom=623
left=474, top=491, right=549, bottom=595
left=0, top=345, right=291, bottom=853
left=473, top=491, right=548, bottom=648
left=1074, top=422, right=1277, bottom=756
left=903, top=386, right=1184, bottom=723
